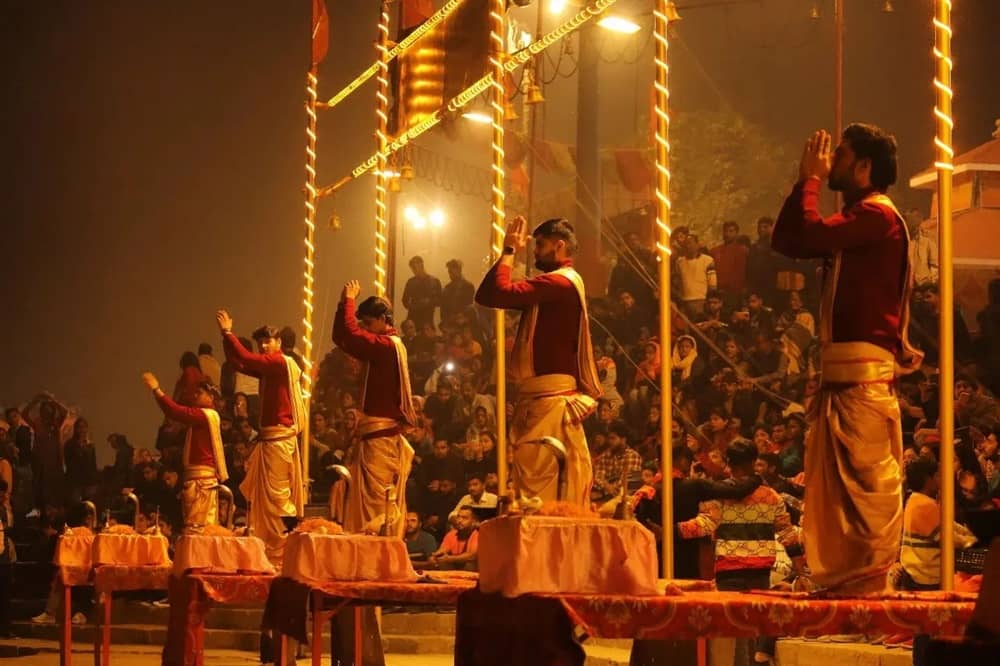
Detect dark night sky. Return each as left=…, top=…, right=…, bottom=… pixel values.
left=2, top=0, right=998, bottom=463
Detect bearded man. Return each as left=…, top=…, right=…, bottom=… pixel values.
left=772, top=124, right=922, bottom=593
left=475, top=216, right=602, bottom=506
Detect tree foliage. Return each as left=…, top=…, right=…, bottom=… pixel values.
left=669, top=111, right=796, bottom=242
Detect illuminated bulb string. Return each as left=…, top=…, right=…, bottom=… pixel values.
left=933, top=1, right=954, bottom=172
left=339, top=0, right=622, bottom=184
left=652, top=6, right=671, bottom=255
left=489, top=2, right=506, bottom=257
left=373, top=4, right=391, bottom=297
left=323, top=0, right=465, bottom=109
left=301, top=68, right=319, bottom=399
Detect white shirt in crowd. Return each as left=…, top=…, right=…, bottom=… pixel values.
left=449, top=492, right=499, bottom=520
left=675, top=253, right=717, bottom=302
left=199, top=354, right=222, bottom=387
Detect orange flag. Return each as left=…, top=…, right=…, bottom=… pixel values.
left=402, top=0, right=433, bottom=29
left=312, top=0, right=330, bottom=66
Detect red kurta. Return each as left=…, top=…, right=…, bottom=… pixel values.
left=221, top=333, right=294, bottom=428
left=474, top=259, right=581, bottom=382
left=155, top=393, right=217, bottom=469
left=709, top=242, right=748, bottom=293
left=772, top=178, right=906, bottom=353
left=332, top=298, right=407, bottom=423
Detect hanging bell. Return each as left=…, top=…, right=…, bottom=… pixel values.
left=504, top=99, right=519, bottom=121
left=526, top=84, right=545, bottom=105
left=809, top=2, right=821, bottom=19
left=665, top=1, right=682, bottom=23
left=388, top=176, right=402, bottom=193
left=400, top=164, right=415, bottom=180
left=881, top=0, right=895, bottom=12
left=329, top=211, right=342, bottom=230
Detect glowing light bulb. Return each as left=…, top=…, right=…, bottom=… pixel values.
left=462, top=111, right=493, bottom=124
left=429, top=209, right=445, bottom=227
left=404, top=205, right=420, bottom=222
left=549, top=0, right=568, bottom=14
left=597, top=15, right=641, bottom=34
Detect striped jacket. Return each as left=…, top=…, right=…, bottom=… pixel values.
left=679, top=481, right=799, bottom=573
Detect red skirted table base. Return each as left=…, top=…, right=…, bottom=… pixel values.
left=162, top=573, right=275, bottom=666
left=263, top=573, right=478, bottom=666
left=454, top=588, right=977, bottom=666
left=60, top=565, right=172, bottom=666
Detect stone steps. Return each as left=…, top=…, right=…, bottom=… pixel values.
left=11, top=621, right=461, bottom=655
left=105, top=601, right=458, bottom=634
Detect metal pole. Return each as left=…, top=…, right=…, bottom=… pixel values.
left=374, top=2, right=392, bottom=298
left=576, top=24, right=602, bottom=288
left=933, top=0, right=955, bottom=591
left=300, top=66, right=319, bottom=503
left=653, top=0, right=674, bottom=579
left=833, top=0, right=843, bottom=209
left=489, top=0, right=509, bottom=495
left=833, top=0, right=843, bottom=139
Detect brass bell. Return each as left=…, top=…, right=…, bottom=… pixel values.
left=329, top=211, right=342, bottom=230
left=665, top=1, right=681, bottom=23
left=526, top=84, right=545, bottom=105
left=809, top=3, right=821, bottom=19
left=388, top=176, right=402, bottom=192
left=400, top=164, right=415, bottom=180
left=881, top=0, right=894, bottom=12
left=504, top=99, right=519, bottom=121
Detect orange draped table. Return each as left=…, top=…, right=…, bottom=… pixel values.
left=454, top=587, right=978, bottom=666
left=263, top=573, right=478, bottom=666
left=162, top=572, right=275, bottom=666
left=53, top=532, right=173, bottom=666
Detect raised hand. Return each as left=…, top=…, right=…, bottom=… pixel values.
left=341, top=280, right=361, bottom=301
left=141, top=372, right=160, bottom=392
left=799, top=130, right=832, bottom=182
left=216, top=309, right=233, bottom=333
left=503, top=215, right=529, bottom=251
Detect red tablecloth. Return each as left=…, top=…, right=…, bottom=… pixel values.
left=93, top=564, right=171, bottom=597
left=455, top=588, right=978, bottom=666
left=553, top=589, right=976, bottom=640
left=162, top=572, right=275, bottom=666
left=263, top=573, right=477, bottom=644
left=59, top=566, right=93, bottom=587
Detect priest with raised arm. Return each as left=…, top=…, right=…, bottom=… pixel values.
left=216, top=310, right=306, bottom=564
left=475, top=216, right=603, bottom=506
left=142, top=373, right=227, bottom=533
left=332, top=280, right=417, bottom=537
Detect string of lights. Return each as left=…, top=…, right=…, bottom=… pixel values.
left=933, top=0, right=955, bottom=592
left=373, top=3, right=392, bottom=297
left=322, top=0, right=466, bottom=109
left=488, top=0, right=510, bottom=495
left=320, top=0, right=622, bottom=195
left=653, top=0, right=674, bottom=580
left=301, top=68, right=319, bottom=403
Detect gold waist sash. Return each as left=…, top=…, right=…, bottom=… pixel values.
left=517, top=373, right=579, bottom=400
left=357, top=415, right=402, bottom=438
left=259, top=425, right=298, bottom=441
left=820, top=342, right=895, bottom=385
left=183, top=465, right=218, bottom=481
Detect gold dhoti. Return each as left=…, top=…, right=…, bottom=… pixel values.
left=240, top=425, right=304, bottom=564
left=510, top=374, right=596, bottom=506
left=181, top=465, right=220, bottom=534
left=336, top=415, right=414, bottom=538
left=804, top=342, right=903, bottom=593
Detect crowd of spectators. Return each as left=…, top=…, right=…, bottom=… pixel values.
left=4, top=216, right=1000, bottom=598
